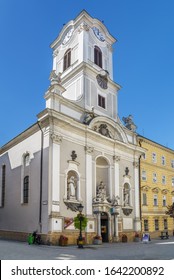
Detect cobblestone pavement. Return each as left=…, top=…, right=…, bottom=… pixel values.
left=0, top=237, right=174, bottom=260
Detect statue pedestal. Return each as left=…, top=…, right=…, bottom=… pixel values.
left=93, top=239, right=102, bottom=245
left=112, top=236, right=119, bottom=242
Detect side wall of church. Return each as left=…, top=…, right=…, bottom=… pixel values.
left=0, top=129, right=50, bottom=237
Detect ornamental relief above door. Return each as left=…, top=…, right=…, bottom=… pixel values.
left=92, top=122, right=123, bottom=141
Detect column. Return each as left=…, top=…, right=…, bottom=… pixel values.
left=108, top=213, right=112, bottom=240
left=113, top=156, right=120, bottom=197
left=108, top=166, right=112, bottom=199
left=50, top=133, right=62, bottom=214
left=97, top=212, right=101, bottom=236
left=113, top=214, right=119, bottom=241
left=133, top=161, right=141, bottom=231
left=85, top=146, right=94, bottom=216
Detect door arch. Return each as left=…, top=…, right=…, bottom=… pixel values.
left=101, top=212, right=109, bottom=242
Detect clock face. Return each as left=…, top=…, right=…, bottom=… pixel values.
left=96, top=74, right=108, bottom=89
left=92, top=27, right=105, bottom=42
left=62, top=28, right=74, bottom=45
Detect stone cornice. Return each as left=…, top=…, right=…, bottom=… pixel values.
left=138, top=135, right=174, bottom=154
left=140, top=160, right=174, bottom=173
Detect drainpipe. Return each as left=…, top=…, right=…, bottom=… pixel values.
left=139, top=155, right=142, bottom=228
left=37, top=121, right=44, bottom=233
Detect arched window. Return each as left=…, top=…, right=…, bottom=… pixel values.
left=63, top=48, right=71, bottom=71
left=24, top=153, right=30, bottom=167
left=94, top=46, right=102, bottom=68
left=23, top=176, right=29, bottom=203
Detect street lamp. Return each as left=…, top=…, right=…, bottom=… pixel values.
left=166, top=202, right=174, bottom=236
left=77, top=203, right=84, bottom=248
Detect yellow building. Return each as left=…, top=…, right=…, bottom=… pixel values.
left=138, top=136, right=174, bottom=238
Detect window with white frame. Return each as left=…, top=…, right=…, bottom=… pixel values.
left=164, top=219, right=168, bottom=230
left=63, top=48, right=71, bottom=71
left=144, top=219, right=149, bottom=231
left=141, top=170, right=147, bottom=181
left=94, top=46, right=102, bottom=68
left=24, top=154, right=30, bottom=167
left=21, top=152, right=30, bottom=204
left=162, top=175, right=166, bottom=185
left=0, top=164, right=6, bottom=208
left=153, top=194, right=158, bottom=206
left=154, top=219, right=159, bottom=230
left=161, top=156, right=166, bottom=166
left=98, top=94, right=106, bottom=109
left=142, top=193, right=147, bottom=205
left=142, top=153, right=146, bottom=160
left=171, top=160, right=174, bottom=168
left=172, top=177, right=174, bottom=187
left=23, top=176, right=29, bottom=204
left=153, top=173, right=157, bottom=183
left=152, top=153, right=157, bottom=163
left=162, top=195, right=166, bottom=207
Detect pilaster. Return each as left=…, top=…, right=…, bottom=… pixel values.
left=113, top=155, right=120, bottom=197
left=85, top=146, right=94, bottom=216
left=50, top=133, right=62, bottom=214
left=133, top=161, right=141, bottom=231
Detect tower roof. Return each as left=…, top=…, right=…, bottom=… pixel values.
left=50, top=10, right=116, bottom=49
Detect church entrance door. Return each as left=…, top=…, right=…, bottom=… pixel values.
left=101, top=212, right=109, bottom=242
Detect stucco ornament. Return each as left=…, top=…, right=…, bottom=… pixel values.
left=98, top=124, right=112, bottom=138
left=111, top=195, right=120, bottom=206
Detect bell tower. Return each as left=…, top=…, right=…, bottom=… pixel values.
left=46, top=10, right=120, bottom=121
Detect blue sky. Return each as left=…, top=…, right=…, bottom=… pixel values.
left=0, top=0, right=174, bottom=149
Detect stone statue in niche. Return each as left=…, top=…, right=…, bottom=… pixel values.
left=67, top=176, right=76, bottom=200
left=123, top=186, right=130, bottom=206
left=93, top=181, right=108, bottom=203
left=97, top=181, right=106, bottom=196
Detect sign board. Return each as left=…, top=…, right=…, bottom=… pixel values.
left=142, top=233, right=150, bottom=243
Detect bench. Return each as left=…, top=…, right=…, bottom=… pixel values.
left=160, top=231, right=169, bottom=239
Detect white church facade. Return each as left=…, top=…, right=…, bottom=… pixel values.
left=0, top=10, right=144, bottom=244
